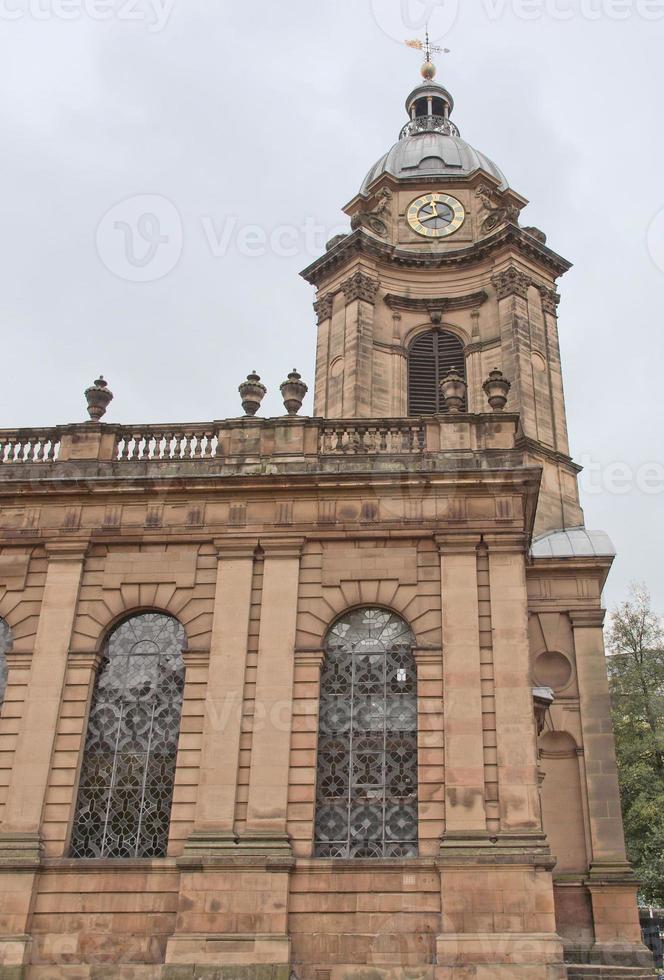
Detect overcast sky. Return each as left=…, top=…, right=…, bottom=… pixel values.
left=0, top=0, right=662, bottom=616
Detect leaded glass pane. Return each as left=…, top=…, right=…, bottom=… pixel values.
left=70, top=613, right=186, bottom=859
left=0, top=618, right=11, bottom=711
left=314, top=608, right=418, bottom=858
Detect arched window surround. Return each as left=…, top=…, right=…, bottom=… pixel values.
left=314, top=606, right=419, bottom=859
left=69, top=611, right=186, bottom=860
left=406, top=325, right=468, bottom=416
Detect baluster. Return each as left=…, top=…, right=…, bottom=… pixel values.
left=335, top=428, right=344, bottom=453
left=380, top=427, right=388, bottom=452
left=204, top=432, right=214, bottom=458
left=185, top=431, right=195, bottom=459
left=130, top=432, right=141, bottom=461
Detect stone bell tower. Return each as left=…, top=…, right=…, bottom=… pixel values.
left=301, top=70, right=583, bottom=537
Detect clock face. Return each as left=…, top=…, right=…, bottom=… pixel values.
left=407, top=193, right=465, bottom=239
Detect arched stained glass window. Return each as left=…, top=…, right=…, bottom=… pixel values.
left=314, top=608, right=418, bottom=858
left=70, top=613, right=186, bottom=859
left=0, top=618, right=11, bottom=711
left=408, top=329, right=467, bottom=415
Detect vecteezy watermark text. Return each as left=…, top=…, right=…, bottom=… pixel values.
left=482, top=0, right=664, bottom=19
left=96, top=194, right=348, bottom=282
left=0, top=0, right=176, bottom=32
left=369, top=0, right=664, bottom=40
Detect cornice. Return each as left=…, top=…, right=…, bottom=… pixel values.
left=383, top=291, right=488, bottom=316
left=300, top=224, right=572, bottom=287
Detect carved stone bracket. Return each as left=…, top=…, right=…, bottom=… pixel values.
left=341, top=271, right=380, bottom=305
left=384, top=291, right=488, bottom=321
left=350, top=188, right=392, bottom=239
left=539, top=285, right=561, bottom=316
left=491, top=268, right=532, bottom=301
left=314, top=293, right=334, bottom=324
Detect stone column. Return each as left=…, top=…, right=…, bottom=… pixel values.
left=182, top=537, right=257, bottom=855
left=0, top=539, right=87, bottom=970
left=438, top=535, right=486, bottom=835
left=244, top=537, right=303, bottom=850
left=570, top=609, right=645, bottom=956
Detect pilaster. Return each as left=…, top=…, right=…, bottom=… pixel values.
left=182, top=538, right=258, bottom=855
left=339, top=270, right=379, bottom=418
left=488, top=541, right=543, bottom=834
left=0, top=539, right=87, bottom=971
left=244, top=536, right=304, bottom=849
left=437, top=534, right=486, bottom=834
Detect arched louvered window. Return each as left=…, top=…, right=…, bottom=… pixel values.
left=70, top=613, right=186, bottom=859
left=408, top=329, right=467, bottom=415
left=314, top=608, right=418, bottom=858
left=0, top=618, right=11, bottom=711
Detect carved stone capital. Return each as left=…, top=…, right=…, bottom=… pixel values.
left=214, top=537, right=259, bottom=561
left=569, top=608, right=606, bottom=629
left=258, top=536, right=305, bottom=560
left=341, top=271, right=380, bottom=305
left=539, top=285, right=561, bottom=316
left=314, top=293, right=334, bottom=324
left=44, top=539, right=90, bottom=563
left=492, top=268, right=532, bottom=301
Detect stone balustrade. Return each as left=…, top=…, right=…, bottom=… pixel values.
left=0, top=428, right=63, bottom=464
left=0, top=414, right=521, bottom=478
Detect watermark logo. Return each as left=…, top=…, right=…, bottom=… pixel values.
left=370, top=0, right=460, bottom=42
left=647, top=206, right=664, bottom=274
left=0, top=0, right=176, bottom=32
left=96, top=194, right=183, bottom=283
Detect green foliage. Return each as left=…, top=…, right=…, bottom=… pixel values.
left=607, top=586, right=664, bottom=905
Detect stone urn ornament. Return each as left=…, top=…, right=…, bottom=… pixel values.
left=280, top=369, right=308, bottom=416
left=483, top=369, right=512, bottom=412
left=238, top=371, right=267, bottom=417
left=440, top=367, right=467, bottom=414
left=84, top=376, right=114, bottom=421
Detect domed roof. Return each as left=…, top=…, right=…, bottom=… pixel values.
left=359, top=77, right=509, bottom=197
left=360, top=131, right=508, bottom=197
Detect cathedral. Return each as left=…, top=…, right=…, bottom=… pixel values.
left=0, top=48, right=653, bottom=980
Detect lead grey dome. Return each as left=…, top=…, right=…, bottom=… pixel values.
left=360, top=131, right=508, bottom=197
left=359, top=79, right=509, bottom=197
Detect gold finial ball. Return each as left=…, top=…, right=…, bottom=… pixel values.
left=421, top=60, right=437, bottom=81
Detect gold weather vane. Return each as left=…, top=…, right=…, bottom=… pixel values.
left=405, top=27, right=450, bottom=81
